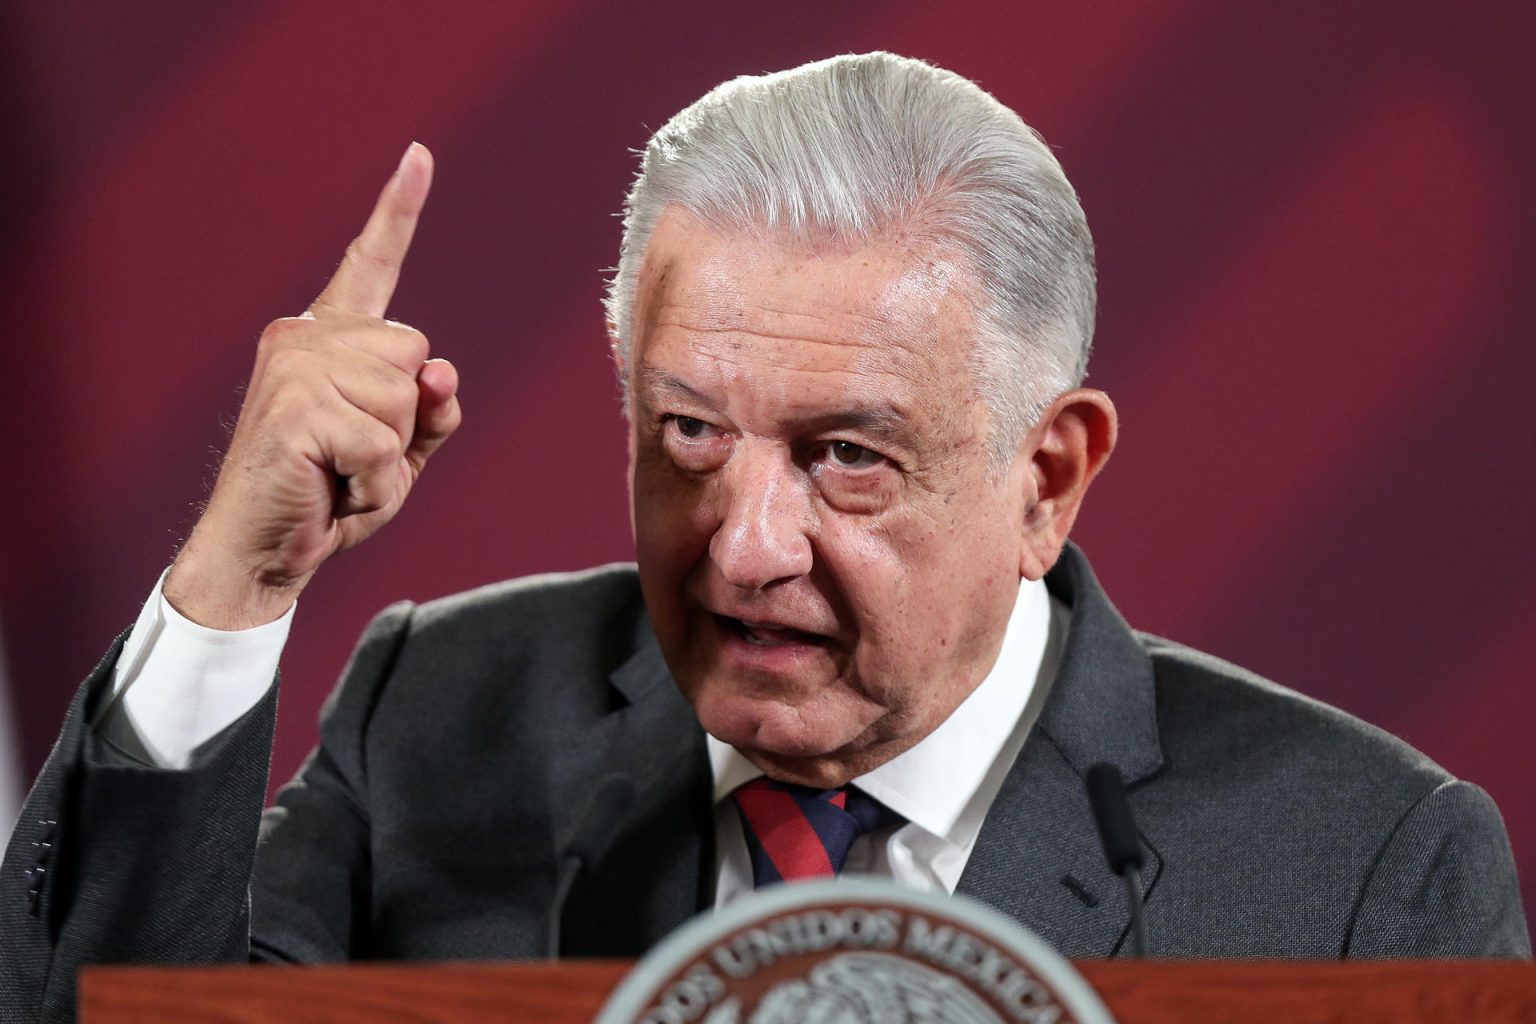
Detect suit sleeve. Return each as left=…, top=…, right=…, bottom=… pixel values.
left=247, top=600, right=415, bottom=962
left=0, top=601, right=416, bottom=1023
left=1346, top=779, right=1531, bottom=957
left=0, top=634, right=278, bottom=1024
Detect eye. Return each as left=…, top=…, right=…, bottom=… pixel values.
left=825, top=440, right=883, bottom=469
left=663, top=414, right=721, bottom=441
left=659, top=414, right=731, bottom=472
left=673, top=415, right=708, bottom=439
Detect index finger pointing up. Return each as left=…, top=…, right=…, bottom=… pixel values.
left=310, top=141, right=434, bottom=320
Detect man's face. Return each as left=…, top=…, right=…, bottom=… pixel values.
left=627, top=210, right=1036, bottom=787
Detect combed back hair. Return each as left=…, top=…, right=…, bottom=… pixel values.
left=605, top=51, right=1097, bottom=459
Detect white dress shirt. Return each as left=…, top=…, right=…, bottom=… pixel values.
left=95, top=571, right=291, bottom=769
left=709, top=577, right=1068, bottom=907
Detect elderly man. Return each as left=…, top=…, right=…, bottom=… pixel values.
left=2, top=51, right=1527, bottom=1023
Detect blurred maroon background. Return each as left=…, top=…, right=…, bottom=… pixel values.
left=2, top=3, right=1533, bottom=921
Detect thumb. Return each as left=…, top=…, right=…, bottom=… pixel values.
left=406, top=357, right=462, bottom=475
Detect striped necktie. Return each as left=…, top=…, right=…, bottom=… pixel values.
left=731, top=777, right=902, bottom=888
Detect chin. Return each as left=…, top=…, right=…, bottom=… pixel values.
left=699, top=696, right=823, bottom=754
left=694, top=686, right=891, bottom=783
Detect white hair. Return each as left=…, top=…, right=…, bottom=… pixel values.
left=605, top=51, right=1096, bottom=458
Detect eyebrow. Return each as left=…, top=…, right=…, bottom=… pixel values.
left=635, top=366, right=913, bottom=440
left=636, top=367, right=711, bottom=407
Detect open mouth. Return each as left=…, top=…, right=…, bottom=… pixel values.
left=715, top=614, right=826, bottom=648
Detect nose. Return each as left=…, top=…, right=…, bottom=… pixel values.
left=709, top=444, right=814, bottom=590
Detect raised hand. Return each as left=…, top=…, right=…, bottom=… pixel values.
left=164, top=142, right=462, bottom=630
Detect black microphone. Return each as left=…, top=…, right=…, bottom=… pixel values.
left=1085, top=762, right=1149, bottom=957
left=547, top=773, right=637, bottom=960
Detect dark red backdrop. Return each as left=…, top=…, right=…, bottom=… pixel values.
left=3, top=3, right=1534, bottom=922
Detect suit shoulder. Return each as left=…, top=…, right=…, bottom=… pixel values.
left=1140, top=631, right=1454, bottom=799
left=411, top=562, right=643, bottom=630
left=316, top=564, right=659, bottom=769
left=380, top=563, right=649, bottom=702
left=1125, top=632, right=1525, bottom=958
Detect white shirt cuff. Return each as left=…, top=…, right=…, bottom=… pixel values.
left=94, top=569, right=292, bottom=769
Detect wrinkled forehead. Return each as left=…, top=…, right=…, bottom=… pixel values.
left=633, top=208, right=975, bottom=356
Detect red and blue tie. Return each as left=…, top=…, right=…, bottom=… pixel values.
left=731, top=778, right=902, bottom=888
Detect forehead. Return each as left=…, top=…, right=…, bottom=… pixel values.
left=632, top=210, right=979, bottom=405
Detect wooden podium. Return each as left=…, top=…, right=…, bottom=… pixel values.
left=80, top=959, right=1536, bottom=1023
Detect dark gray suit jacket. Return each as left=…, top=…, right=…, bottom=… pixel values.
left=3, top=545, right=1528, bottom=1023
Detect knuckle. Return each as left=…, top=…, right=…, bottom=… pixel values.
left=363, top=359, right=417, bottom=407
left=341, top=470, right=386, bottom=513
left=258, top=316, right=308, bottom=350
left=387, top=322, right=431, bottom=363
left=358, top=423, right=402, bottom=466
left=389, top=378, right=421, bottom=414
left=393, top=372, right=422, bottom=408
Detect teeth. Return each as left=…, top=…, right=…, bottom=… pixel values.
left=736, top=618, right=792, bottom=646
left=723, top=615, right=820, bottom=648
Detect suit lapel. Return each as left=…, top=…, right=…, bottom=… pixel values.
left=550, top=546, right=1165, bottom=956
left=957, top=544, right=1166, bottom=957
left=551, top=616, right=714, bottom=957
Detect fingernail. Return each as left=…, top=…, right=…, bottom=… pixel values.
left=394, top=141, right=418, bottom=179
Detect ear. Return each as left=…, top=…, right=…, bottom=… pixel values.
left=1017, top=388, right=1118, bottom=580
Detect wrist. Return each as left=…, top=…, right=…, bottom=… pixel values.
left=165, top=532, right=309, bottom=631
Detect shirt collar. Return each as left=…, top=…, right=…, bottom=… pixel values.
left=708, top=576, right=1056, bottom=850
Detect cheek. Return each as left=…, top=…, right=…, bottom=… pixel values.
left=831, top=499, right=1019, bottom=680
left=820, top=520, right=937, bottom=670
left=632, top=456, right=718, bottom=595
